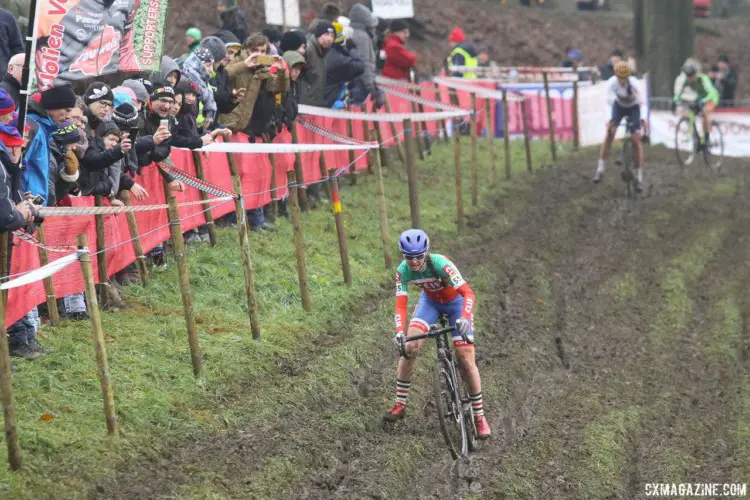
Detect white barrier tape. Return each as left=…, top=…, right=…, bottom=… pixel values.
left=375, top=76, right=432, bottom=92
left=198, top=141, right=376, bottom=153
left=38, top=197, right=234, bottom=217
left=448, top=65, right=598, bottom=74
left=380, top=85, right=468, bottom=113
left=298, top=104, right=469, bottom=122
left=432, top=77, right=525, bottom=102
left=0, top=251, right=80, bottom=290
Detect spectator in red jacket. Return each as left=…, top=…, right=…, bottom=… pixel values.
left=381, top=20, right=416, bottom=81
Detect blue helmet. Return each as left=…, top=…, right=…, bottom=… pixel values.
left=398, top=229, right=429, bottom=257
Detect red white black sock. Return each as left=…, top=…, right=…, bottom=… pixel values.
left=470, top=392, right=484, bottom=417
left=396, top=379, right=411, bottom=404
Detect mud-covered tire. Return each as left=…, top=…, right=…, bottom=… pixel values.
left=674, top=116, right=696, bottom=168
left=433, top=359, right=466, bottom=460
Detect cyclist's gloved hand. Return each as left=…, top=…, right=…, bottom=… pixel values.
left=455, top=318, right=472, bottom=343
left=392, top=333, right=407, bottom=357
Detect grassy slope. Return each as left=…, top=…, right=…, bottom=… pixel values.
left=1, top=137, right=555, bottom=497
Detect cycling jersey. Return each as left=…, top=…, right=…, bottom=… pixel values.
left=606, top=75, right=642, bottom=108
left=674, top=73, right=719, bottom=105
left=394, top=254, right=475, bottom=334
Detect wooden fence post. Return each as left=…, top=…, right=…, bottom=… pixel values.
left=414, top=83, right=429, bottom=151
left=36, top=226, right=60, bottom=324
left=521, top=99, right=533, bottom=173
left=0, top=231, right=22, bottom=470
left=503, top=90, right=512, bottom=181
left=373, top=120, right=389, bottom=168
left=453, top=118, right=465, bottom=231
left=371, top=130, right=393, bottom=270
left=93, top=196, right=109, bottom=306
left=408, top=88, right=425, bottom=160
left=328, top=168, right=352, bottom=285
left=289, top=122, right=309, bottom=211
left=470, top=93, right=478, bottom=207
left=287, top=171, right=312, bottom=311
left=163, top=181, right=202, bottom=376
left=346, top=118, right=358, bottom=185
left=268, top=153, right=279, bottom=219
left=573, top=80, right=580, bottom=152
left=77, top=233, right=119, bottom=436
left=363, top=119, right=373, bottom=174
left=191, top=151, right=218, bottom=246
left=543, top=71, right=558, bottom=163
left=226, top=154, right=262, bottom=340
left=120, top=191, right=150, bottom=286
left=402, top=118, right=421, bottom=229
left=383, top=96, right=406, bottom=164
left=486, top=96, right=496, bottom=186
left=318, top=155, right=332, bottom=200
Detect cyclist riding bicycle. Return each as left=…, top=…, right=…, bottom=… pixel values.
left=383, top=229, right=491, bottom=440
left=593, top=61, right=646, bottom=190
left=672, top=62, right=720, bottom=151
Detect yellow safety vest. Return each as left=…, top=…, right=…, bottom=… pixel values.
left=450, top=46, right=478, bottom=80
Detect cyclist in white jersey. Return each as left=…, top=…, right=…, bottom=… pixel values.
left=593, top=61, right=645, bottom=191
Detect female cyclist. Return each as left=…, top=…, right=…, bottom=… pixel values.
left=383, top=229, right=491, bottom=440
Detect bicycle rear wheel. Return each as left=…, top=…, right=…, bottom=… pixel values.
left=433, top=357, right=467, bottom=460
left=703, top=122, right=724, bottom=171
left=674, top=117, right=696, bottom=167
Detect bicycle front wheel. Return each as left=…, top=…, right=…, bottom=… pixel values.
left=703, top=122, right=724, bottom=171
left=433, top=357, right=467, bottom=460
left=674, top=117, right=696, bottom=167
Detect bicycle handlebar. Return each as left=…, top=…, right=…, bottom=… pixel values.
left=404, top=325, right=457, bottom=344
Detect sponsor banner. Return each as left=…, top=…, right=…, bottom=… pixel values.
left=577, top=77, right=649, bottom=147
left=264, top=0, right=300, bottom=27
left=649, top=110, right=750, bottom=157
left=33, top=0, right=168, bottom=90
left=371, top=0, right=414, bottom=19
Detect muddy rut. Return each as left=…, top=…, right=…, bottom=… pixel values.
left=93, top=149, right=750, bottom=499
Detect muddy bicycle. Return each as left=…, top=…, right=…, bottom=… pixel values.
left=674, top=101, right=724, bottom=171
left=397, top=315, right=478, bottom=460
left=614, top=119, right=643, bottom=198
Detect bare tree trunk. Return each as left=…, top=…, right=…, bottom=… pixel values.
left=636, top=0, right=694, bottom=98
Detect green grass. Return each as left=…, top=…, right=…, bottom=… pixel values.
left=1, top=138, right=555, bottom=497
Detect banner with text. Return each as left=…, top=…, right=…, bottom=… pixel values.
left=34, top=0, right=168, bottom=90
left=371, top=0, right=414, bottom=19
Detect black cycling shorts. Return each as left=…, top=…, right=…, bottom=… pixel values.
left=610, top=102, right=641, bottom=134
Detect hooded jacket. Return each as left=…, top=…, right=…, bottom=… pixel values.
left=158, top=55, right=182, bottom=87
left=300, top=34, right=329, bottom=107
left=0, top=142, right=24, bottom=231
left=181, top=52, right=219, bottom=125
left=219, top=7, right=249, bottom=46
left=324, top=43, right=365, bottom=108
left=348, top=4, right=377, bottom=97
left=23, top=98, right=58, bottom=205
left=79, top=121, right=124, bottom=197
left=382, top=33, right=416, bottom=81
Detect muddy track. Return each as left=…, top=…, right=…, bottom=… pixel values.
left=92, top=148, right=749, bottom=499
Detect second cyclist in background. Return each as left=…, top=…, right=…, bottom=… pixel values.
left=672, top=62, right=720, bottom=151
left=593, top=61, right=645, bottom=191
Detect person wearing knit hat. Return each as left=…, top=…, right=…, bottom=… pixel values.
left=448, top=27, right=479, bottom=79
left=200, top=36, right=227, bottom=66
left=184, top=27, right=202, bottom=58
left=113, top=88, right=137, bottom=109
left=52, top=120, right=82, bottom=146
left=263, top=27, right=282, bottom=47
left=121, top=79, right=149, bottom=109
left=308, top=2, right=340, bottom=35
left=314, top=21, right=336, bottom=41
left=112, top=103, right=139, bottom=133
left=39, top=84, right=77, bottom=113
left=0, top=88, right=16, bottom=124
left=84, top=82, right=115, bottom=106
left=280, top=30, right=307, bottom=55
left=382, top=20, right=416, bottom=81
left=84, top=82, right=115, bottom=130
left=214, top=29, right=242, bottom=63
left=150, top=84, right=176, bottom=102
left=181, top=46, right=219, bottom=126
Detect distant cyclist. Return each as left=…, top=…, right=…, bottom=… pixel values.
left=593, top=61, right=645, bottom=191
left=383, top=229, right=491, bottom=440
left=672, top=62, right=719, bottom=151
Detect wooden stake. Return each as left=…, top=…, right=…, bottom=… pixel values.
left=436, top=82, right=450, bottom=142
left=0, top=231, right=21, bottom=470
left=120, top=191, right=150, bottom=287
left=373, top=120, right=389, bottom=168
left=191, top=151, right=218, bottom=246
left=346, top=119, right=358, bottom=185
left=470, top=93, right=478, bottom=207
left=318, top=154, right=332, bottom=200
left=287, top=171, right=312, bottom=311
left=362, top=119, right=373, bottom=174
left=521, top=99, right=533, bottom=173
left=93, top=195, right=109, bottom=306
left=502, top=90, right=512, bottom=181
left=163, top=181, right=202, bottom=376
left=289, top=122, right=309, bottom=211
left=486, top=96, right=496, bottom=186
left=77, top=233, right=119, bottom=436
left=573, top=80, right=580, bottom=152
left=409, top=93, right=425, bottom=160
left=403, top=118, right=421, bottom=229
left=226, top=154, right=262, bottom=340
left=328, top=168, right=352, bottom=285
left=384, top=96, right=406, bottom=164
left=543, top=71, right=558, bottom=163
left=371, top=130, right=393, bottom=270
left=268, top=154, right=279, bottom=219
left=35, top=226, right=60, bottom=325
left=453, top=118, right=465, bottom=231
